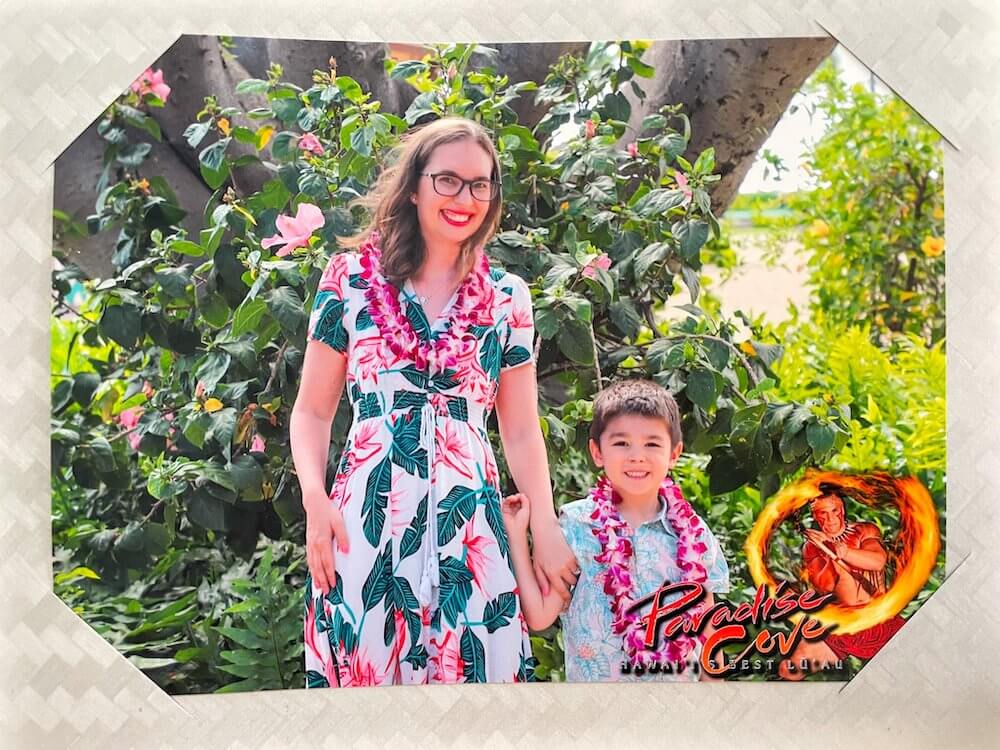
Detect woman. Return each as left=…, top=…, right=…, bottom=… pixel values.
left=290, top=117, right=577, bottom=686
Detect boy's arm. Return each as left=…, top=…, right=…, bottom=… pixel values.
left=508, top=528, right=567, bottom=631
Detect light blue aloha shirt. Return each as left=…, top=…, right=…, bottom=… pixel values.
left=558, top=496, right=730, bottom=682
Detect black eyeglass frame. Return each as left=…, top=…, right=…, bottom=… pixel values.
left=418, top=172, right=500, bottom=202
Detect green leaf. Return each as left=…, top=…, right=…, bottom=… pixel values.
left=556, top=318, right=594, bottom=365
left=806, top=421, right=835, bottom=455
left=361, top=541, right=392, bottom=611
left=271, top=131, right=297, bottom=160
left=685, top=367, right=720, bottom=410
left=231, top=298, right=267, bottom=337
left=200, top=138, right=231, bottom=171
left=483, top=592, right=516, bottom=633
left=608, top=299, right=643, bottom=339
left=399, top=495, right=428, bottom=561
left=116, top=142, right=152, bottom=167
left=460, top=628, right=487, bottom=682
left=349, top=126, right=374, bottom=158
left=187, top=490, right=229, bottom=531
left=633, top=189, right=685, bottom=217
left=183, top=121, right=212, bottom=148
left=362, top=456, right=392, bottom=546
left=197, top=292, right=230, bottom=328
left=675, top=220, right=710, bottom=262
left=99, top=304, right=142, bottom=347
left=634, top=242, right=669, bottom=278
left=437, top=485, right=477, bottom=546
left=229, top=454, right=264, bottom=496
left=271, top=97, right=303, bottom=124
left=265, top=286, right=305, bottom=334
left=389, top=60, right=428, bottom=80
left=627, top=56, right=656, bottom=78
left=646, top=339, right=684, bottom=371
left=235, top=78, right=269, bottom=95
left=641, top=114, right=667, bottom=131
left=171, top=240, right=205, bottom=257
left=438, top=556, right=473, bottom=629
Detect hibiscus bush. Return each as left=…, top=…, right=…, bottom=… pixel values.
left=53, top=42, right=920, bottom=691
left=791, top=60, right=945, bottom=345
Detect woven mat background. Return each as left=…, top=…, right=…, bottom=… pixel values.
left=1, top=1, right=997, bottom=747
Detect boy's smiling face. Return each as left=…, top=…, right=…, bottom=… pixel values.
left=589, top=414, right=683, bottom=503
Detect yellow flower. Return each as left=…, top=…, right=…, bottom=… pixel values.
left=845, top=198, right=856, bottom=213
left=204, top=398, right=224, bottom=413
left=810, top=219, right=830, bottom=238
left=256, top=125, right=275, bottom=150
left=933, top=205, right=945, bottom=221
left=559, top=201, right=570, bottom=212
left=217, top=117, right=231, bottom=136
left=921, top=236, right=944, bottom=257
left=739, top=341, right=757, bottom=357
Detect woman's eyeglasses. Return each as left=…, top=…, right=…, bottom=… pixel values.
left=419, top=172, right=499, bottom=202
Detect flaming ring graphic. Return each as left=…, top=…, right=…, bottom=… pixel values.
left=744, top=471, right=940, bottom=635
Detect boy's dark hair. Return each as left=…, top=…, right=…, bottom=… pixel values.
left=589, top=378, right=682, bottom=445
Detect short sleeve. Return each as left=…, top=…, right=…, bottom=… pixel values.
left=700, top=525, right=730, bottom=594
left=500, top=274, right=535, bottom=371
left=307, top=252, right=350, bottom=354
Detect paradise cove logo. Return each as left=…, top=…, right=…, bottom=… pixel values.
left=622, top=581, right=837, bottom=677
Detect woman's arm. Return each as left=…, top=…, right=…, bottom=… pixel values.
left=495, top=363, right=577, bottom=600
left=290, top=340, right=350, bottom=594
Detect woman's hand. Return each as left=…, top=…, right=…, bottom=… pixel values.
left=304, top=490, right=350, bottom=595
left=529, top=518, right=579, bottom=603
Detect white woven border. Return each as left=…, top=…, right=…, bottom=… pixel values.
left=2, top=0, right=997, bottom=747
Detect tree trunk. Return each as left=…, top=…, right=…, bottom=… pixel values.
left=55, top=36, right=834, bottom=278
left=622, top=37, right=836, bottom=214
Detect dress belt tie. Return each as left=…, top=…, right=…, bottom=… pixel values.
left=417, top=400, right=440, bottom=609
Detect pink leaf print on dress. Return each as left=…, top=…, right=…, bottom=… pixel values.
left=463, top=517, right=496, bottom=597
left=429, top=630, right=464, bottom=684
left=435, top=420, right=474, bottom=480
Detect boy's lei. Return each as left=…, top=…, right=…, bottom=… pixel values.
left=589, top=474, right=710, bottom=669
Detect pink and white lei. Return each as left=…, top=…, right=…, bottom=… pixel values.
left=589, top=474, right=710, bottom=670
left=359, top=231, right=495, bottom=373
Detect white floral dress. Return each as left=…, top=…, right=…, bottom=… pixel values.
left=303, top=248, right=538, bottom=686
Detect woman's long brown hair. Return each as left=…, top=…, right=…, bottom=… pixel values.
left=339, top=117, right=503, bottom=287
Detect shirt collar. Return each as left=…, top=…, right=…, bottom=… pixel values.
left=629, top=497, right=676, bottom=536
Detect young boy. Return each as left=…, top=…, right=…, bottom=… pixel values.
left=502, top=379, right=729, bottom=682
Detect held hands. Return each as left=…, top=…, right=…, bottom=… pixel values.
left=304, top=489, right=350, bottom=595
left=530, top=518, right=579, bottom=605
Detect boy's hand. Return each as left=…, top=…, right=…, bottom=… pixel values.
left=501, top=493, right=531, bottom=534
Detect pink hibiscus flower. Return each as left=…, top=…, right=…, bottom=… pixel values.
left=250, top=434, right=266, bottom=452
left=298, top=132, right=325, bottom=155
left=117, top=407, right=143, bottom=451
left=129, top=67, right=171, bottom=103
left=626, top=142, right=639, bottom=158
left=581, top=253, right=611, bottom=279
left=675, top=171, right=693, bottom=204
left=585, top=119, right=597, bottom=139
left=261, top=203, right=325, bottom=257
